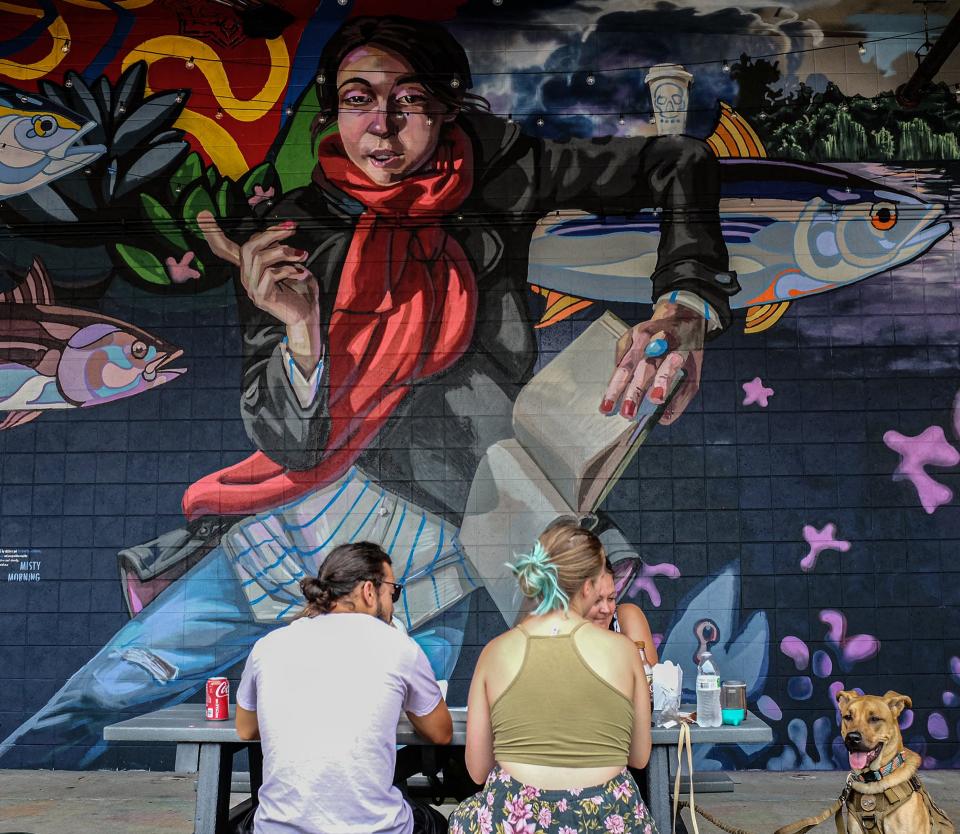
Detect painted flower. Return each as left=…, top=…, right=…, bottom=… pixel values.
left=644, top=824, right=652, bottom=834
left=604, top=814, right=626, bottom=834
left=450, top=822, right=464, bottom=834
left=569, top=787, right=583, bottom=796
left=557, top=798, right=568, bottom=812
left=521, top=785, right=540, bottom=800
left=613, top=781, right=633, bottom=801
left=486, top=791, right=495, bottom=806
left=590, top=795, right=604, bottom=806
left=497, top=769, right=513, bottom=784
left=559, top=827, right=578, bottom=834
left=538, top=807, right=552, bottom=827
left=507, top=821, right=536, bottom=834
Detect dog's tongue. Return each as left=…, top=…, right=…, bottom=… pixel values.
left=849, top=751, right=871, bottom=770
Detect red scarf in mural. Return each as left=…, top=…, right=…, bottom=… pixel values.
left=182, top=127, right=476, bottom=519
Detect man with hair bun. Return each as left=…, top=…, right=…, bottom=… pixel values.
left=235, top=541, right=453, bottom=834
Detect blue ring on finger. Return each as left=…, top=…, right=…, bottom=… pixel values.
left=645, top=338, right=669, bottom=358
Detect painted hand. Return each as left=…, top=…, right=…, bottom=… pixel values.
left=197, top=211, right=319, bottom=328
left=197, top=211, right=323, bottom=375
left=600, top=300, right=705, bottom=425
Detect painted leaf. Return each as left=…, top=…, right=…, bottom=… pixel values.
left=241, top=162, right=279, bottom=197
left=139, top=193, right=190, bottom=251
left=182, top=183, right=217, bottom=237
left=115, top=242, right=171, bottom=285
left=115, top=143, right=189, bottom=200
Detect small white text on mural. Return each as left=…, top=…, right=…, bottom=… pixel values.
left=1, top=549, right=41, bottom=582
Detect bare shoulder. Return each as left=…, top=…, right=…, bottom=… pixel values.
left=478, top=627, right=526, bottom=666
left=576, top=622, right=637, bottom=660
left=616, top=603, right=651, bottom=628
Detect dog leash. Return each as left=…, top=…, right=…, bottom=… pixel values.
left=669, top=722, right=850, bottom=834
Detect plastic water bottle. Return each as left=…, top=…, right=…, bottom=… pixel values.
left=696, top=651, right=722, bottom=727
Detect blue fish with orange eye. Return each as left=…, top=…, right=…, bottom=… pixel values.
left=0, top=259, right=186, bottom=430
left=0, top=85, right=105, bottom=198
left=528, top=104, right=952, bottom=333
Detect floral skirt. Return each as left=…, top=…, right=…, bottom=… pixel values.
left=448, top=765, right=659, bottom=834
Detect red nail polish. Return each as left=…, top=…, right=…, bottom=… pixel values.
left=651, top=386, right=665, bottom=401
left=280, top=220, right=297, bottom=229
left=600, top=398, right=614, bottom=414
left=295, top=249, right=309, bottom=258
left=622, top=401, right=637, bottom=419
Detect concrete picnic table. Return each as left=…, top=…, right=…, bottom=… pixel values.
left=104, top=703, right=772, bottom=833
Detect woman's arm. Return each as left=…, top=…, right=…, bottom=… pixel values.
left=627, top=647, right=652, bottom=770
left=464, top=646, right=496, bottom=784
left=616, top=603, right=658, bottom=665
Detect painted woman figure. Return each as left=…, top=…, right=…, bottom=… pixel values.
left=1, top=15, right=737, bottom=768
left=188, top=13, right=738, bottom=528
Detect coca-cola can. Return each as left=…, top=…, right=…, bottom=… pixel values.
left=206, top=677, right=229, bottom=720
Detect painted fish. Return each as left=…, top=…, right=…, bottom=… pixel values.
left=0, top=85, right=105, bottom=198
left=528, top=104, right=951, bottom=332
left=0, top=259, right=186, bottom=430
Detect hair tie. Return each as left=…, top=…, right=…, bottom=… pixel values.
left=507, top=540, right=569, bottom=615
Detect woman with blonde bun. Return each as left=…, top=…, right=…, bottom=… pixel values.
left=450, top=518, right=658, bottom=834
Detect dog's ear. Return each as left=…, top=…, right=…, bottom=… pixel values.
left=836, top=690, right=858, bottom=711
left=883, top=691, right=911, bottom=718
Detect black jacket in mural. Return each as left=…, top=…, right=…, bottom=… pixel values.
left=239, top=110, right=740, bottom=522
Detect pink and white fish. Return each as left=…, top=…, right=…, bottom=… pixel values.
left=0, top=258, right=186, bottom=430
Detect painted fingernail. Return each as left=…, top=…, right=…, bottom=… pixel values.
left=280, top=220, right=296, bottom=229
left=622, top=401, right=637, bottom=419
left=294, top=249, right=309, bottom=258
left=650, top=386, right=665, bottom=402
left=600, top=398, right=615, bottom=414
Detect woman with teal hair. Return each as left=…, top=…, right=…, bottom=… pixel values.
left=451, top=518, right=658, bottom=833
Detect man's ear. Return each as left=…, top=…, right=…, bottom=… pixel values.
left=836, top=690, right=859, bottom=711
left=883, top=691, right=912, bottom=718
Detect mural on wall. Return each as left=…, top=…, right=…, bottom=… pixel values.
left=0, top=0, right=958, bottom=772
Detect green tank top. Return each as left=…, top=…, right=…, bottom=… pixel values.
left=490, top=621, right=634, bottom=767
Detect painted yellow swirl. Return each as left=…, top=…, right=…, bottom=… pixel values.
left=0, top=14, right=69, bottom=81
left=122, top=35, right=290, bottom=178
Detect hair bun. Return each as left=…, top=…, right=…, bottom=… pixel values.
left=300, top=576, right=327, bottom=604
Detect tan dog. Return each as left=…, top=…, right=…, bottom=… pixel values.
left=837, top=690, right=954, bottom=834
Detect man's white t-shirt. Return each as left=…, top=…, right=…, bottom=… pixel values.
left=236, top=613, right=442, bottom=834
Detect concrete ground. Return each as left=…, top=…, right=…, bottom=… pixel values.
left=2, top=769, right=960, bottom=833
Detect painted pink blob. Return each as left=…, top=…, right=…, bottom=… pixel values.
left=248, top=184, right=276, bottom=207
left=942, top=692, right=958, bottom=708
left=652, top=633, right=663, bottom=650
left=757, top=695, right=782, bottom=721
left=950, top=656, right=960, bottom=685
left=779, top=636, right=809, bottom=671
left=165, top=251, right=201, bottom=283
left=829, top=681, right=845, bottom=720
left=883, top=425, right=959, bottom=515
left=821, top=610, right=846, bottom=645
left=628, top=562, right=681, bottom=608
left=742, top=376, right=774, bottom=407
left=800, top=523, right=851, bottom=572
left=900, top=709, right=914, bottom=730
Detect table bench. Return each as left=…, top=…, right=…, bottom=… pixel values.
left=105, top=703, right=771, bottom=833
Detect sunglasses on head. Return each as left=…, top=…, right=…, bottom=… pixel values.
left=373, top=578, right=404, bottom=603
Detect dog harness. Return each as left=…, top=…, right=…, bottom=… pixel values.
left=775, top=773, right=955, bottom=834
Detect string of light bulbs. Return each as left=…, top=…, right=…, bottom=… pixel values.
left=0, top=23, right=943, bottom=80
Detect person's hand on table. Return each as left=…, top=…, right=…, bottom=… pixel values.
left=600, top=299, right=706, bottom=426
